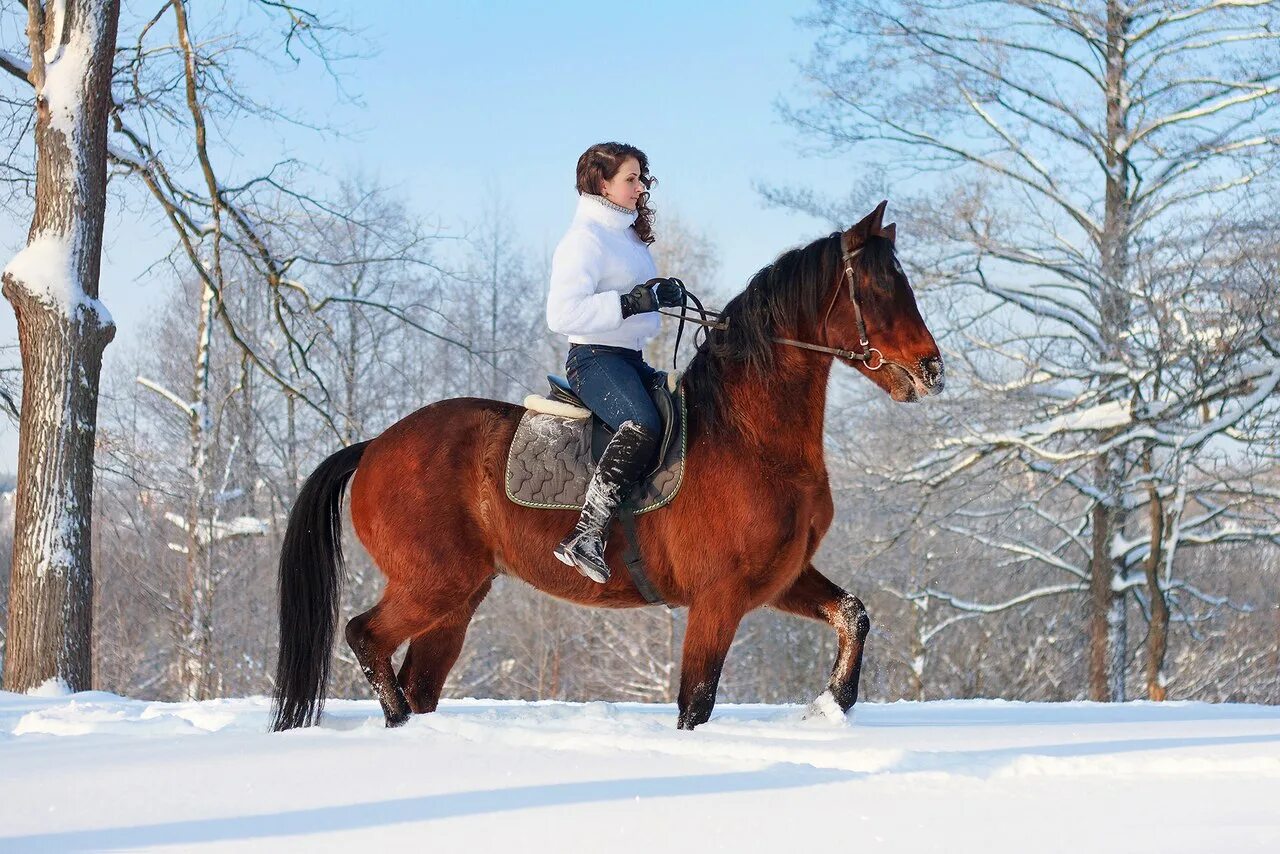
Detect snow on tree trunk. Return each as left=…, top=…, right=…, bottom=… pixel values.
left=178, top=281, right=216, bottom=702
left=1, top=0, right=120, bottom=692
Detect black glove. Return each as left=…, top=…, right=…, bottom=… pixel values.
left=646, top=277, right=685, bottom=308
left=619, top=282, right=659, bottom=318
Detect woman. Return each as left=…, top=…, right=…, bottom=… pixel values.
left=545, top=142, right=683, bottom=583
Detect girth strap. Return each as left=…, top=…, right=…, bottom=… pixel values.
left=618, top=505, right=669, bottom=607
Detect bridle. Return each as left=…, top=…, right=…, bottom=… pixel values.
left=659, top=230, right=887, bottom=371
left=770, top=231, right=884, bottom=370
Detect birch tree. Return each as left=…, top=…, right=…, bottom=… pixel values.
left=1, top=0, right=119, bottom=692
left=783, top=0, right=1280, bottom=699
left=135, top=277, right=273, bottom=700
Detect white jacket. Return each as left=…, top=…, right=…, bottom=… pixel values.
left=545, top=194, right=660, bottom=351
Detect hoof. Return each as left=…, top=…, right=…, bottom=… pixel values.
left=383, top=701, right=412, bottom=728
left=676, top=710, right=709, bottom=730
left=801, top=690, right=849, bottom=725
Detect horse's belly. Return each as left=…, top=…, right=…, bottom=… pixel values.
left=494, top=546, right=660, bottom=609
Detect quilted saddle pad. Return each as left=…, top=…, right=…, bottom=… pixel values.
left=504, top=392, right=687, bottom=513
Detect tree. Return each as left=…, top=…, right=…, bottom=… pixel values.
left=782, top=0, right=1280, bottom=700
left=451, top=198, right=551, bottom=403
left=0, top=0, right=378, bottom=692
left=1, top=0, right=119, bottom=692
left=135, top=275, right=273, bottom=700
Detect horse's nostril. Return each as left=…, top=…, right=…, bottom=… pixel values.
left=920, top=356, right=945, bottom=389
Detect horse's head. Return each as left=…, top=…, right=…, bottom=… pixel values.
left=827, top=201, right=944, bottom=402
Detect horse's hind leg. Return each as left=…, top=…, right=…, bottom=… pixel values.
left=345, top=594, right=418, bottom=727
left=770, top=563, right=870, bottom=715
left=398, top=577, right=493, bottom=714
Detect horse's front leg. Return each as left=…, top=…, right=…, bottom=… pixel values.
left=770, top=563, right=870, bottom=716
left=677, top=597, right=748, bottom=730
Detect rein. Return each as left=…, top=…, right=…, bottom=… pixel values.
left=657, top=234, right=886, bottom=371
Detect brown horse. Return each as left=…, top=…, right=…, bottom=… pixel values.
left=271, top=200, right=943, bottom=732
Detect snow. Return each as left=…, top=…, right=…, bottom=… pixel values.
left=2, top=235, right=110, bottom=324
left=1, top=692, right=1278, bottom=851
left=1024, top=399, right=1132, bottom=437
left=40, top=0, right=86, bottom=137
left=163, top=512, right=270, bottom=545
left=25, top=677, right=72, bottom=698
left=2, top=228, right=112, bottom=331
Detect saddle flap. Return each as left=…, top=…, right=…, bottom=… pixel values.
left=505, top=386, right=687, bottom=516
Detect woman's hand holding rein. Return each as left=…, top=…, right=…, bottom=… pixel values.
left=648, top=277, right=685, bottom=307
left=620, top=277, right=685, bottom=318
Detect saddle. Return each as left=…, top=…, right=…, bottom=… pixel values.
left=505, top=371, right=687, bottom=515
left=546, top=372, right=679, bottom=473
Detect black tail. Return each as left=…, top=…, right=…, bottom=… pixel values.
left=271, top=441, right=370, bottom=731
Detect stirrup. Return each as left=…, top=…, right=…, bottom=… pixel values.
left=553, top=535, right=610, bottom=584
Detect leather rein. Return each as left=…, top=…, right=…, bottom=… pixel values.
left=658, top=232, right=886, bottom=371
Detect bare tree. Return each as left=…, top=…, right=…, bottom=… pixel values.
left=134, top=275, right=274, bottom=700
left=780, top=0, right=1280, bottom=700
left=449, top=198, right=550, bottom=403
left=1, top=0, right=119, bottom=692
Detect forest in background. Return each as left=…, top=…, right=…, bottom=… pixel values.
left=1, top=1, right=1276, bottom=708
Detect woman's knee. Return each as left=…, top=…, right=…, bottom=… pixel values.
left=620, top=403, right=661, bottom=436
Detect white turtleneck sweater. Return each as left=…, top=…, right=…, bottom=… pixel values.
left=545, top=193, right=660, bottom=351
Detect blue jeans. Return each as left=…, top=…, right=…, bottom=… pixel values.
left=565, top=344, right=662, bottom=435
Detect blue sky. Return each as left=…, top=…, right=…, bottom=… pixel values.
left=1, top=0, right=869, bottom=470
left=312, top=0, right=853, bottom=268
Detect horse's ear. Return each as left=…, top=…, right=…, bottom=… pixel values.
left=848, top=200, right=890, bottom=243
left=881, top=222, right=896, bottom=244
left=871, top=199, right=888, bottom=231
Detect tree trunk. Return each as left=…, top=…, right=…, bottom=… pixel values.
left=1085, top=0, right=1135, bottom=703
left=1106, top=567, right=1128, bottom=702
left=2, top=0, right=120, bottom=692
left=1089, top=454, right=1128, bottom=702
left=910, top=595, right=926, bottom=701
left=178, top=281, right=216, bottom=701
left=1144, top=485, right=1169, bottom=701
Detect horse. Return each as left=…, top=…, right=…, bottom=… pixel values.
left=271, top=200, right=944, bottom=732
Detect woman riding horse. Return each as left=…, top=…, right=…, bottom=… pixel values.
left=271, top=197, right=944, bottom=733
left=545, top=141, right=684, bottom=583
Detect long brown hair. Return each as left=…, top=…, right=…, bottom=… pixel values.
left=575, top=142, right=657, bottom=244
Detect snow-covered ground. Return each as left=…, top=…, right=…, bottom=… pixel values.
left=2, top=691, right=1278, bottom=852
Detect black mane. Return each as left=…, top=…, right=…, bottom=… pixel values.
left=682, top=232, right=898, bottom=433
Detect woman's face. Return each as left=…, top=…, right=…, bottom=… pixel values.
left=599, top=157, right=644, bottom=211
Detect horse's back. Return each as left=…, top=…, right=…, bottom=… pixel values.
left=348, top=396, right=523, bottom=570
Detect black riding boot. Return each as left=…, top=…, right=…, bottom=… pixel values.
left=553, top=420, right=659, bottom=583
